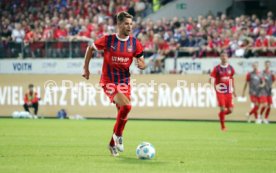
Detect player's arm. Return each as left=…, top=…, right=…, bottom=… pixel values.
left=232, top=77, right=237, bottom=97
left=242, top=73, right=250, bottom=97
left=242, top=81, right=248, bottom=97
left=82, top=46, right=95, bottom=80
left=135, top=56, right=146, bottom=70
left=231, top=67, right=236, bottom=97
left=209, top=77, right=215, bottom=86
left=134, top=40, right=146, bottom=70
left=82, top=36, right=106, bottom=80
left=272, top=74, right=276, bottom=87
left=209, top=67, right=217, bottom=90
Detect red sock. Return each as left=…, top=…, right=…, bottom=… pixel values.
left=249, top=105, right=259, bottom=119
left=260, top=106, right=266, bottom=116
left=219, top=111, right=226, bottom=129
left=265, top=107, right=271, bottom=119
left=114, top=105, right=131, bottom=136
left=109, top=104, right=128, bottom=147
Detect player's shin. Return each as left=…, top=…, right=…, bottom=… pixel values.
left=265, top=107, right=271, bottom=119
left=219, top=111, right=226, bottom=130
left=260, top=106, right=266, bottom=116
left=115, top=105, right=132, bottom=136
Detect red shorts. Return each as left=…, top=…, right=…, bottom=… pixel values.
left=258, top=96, right=267, bottom=104
left=216, top=93, right=233, bottom=108
left=258, top=96, right=273, bottom=104
left=102, top=83, right=131, bottom=103
left=267, top=96, right=273, bottom=105
left=250, top=96, right=260, bottom=103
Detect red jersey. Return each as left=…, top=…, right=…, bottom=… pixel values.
left=210, top=64, right=235, bottom=94
left=92, top=34, right=143, bottom=85
left=24, top=91, right=39, bottom=104
left=54, top=28, right=68, bottom=40
left=255, top=37, right=269, bottom=47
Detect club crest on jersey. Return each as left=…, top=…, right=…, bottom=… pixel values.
left=111, top=45, right=116, bottom=51
left=127, top=45, right=133, bottom=52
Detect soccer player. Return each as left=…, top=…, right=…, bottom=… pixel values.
left=259, top=61, right=275, bottom=124
left=23, top=84, right=39, bottom=118
left=210, top=51, right=236, bottom=131
left=242, top=62, right=264, bottom=124
left=82, top=12, right=146, bottom=157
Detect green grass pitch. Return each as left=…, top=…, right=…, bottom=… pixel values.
left=0, top=119, right=275, bottom=173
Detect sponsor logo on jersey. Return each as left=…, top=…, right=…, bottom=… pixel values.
left=112, top=56, right=129, bottom=63
left=221, top=76, right=230, bottom=81
left=227, top=69, right=232, bottom=74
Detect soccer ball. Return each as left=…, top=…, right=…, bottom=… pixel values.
left=136, top=142, right=156, bottom=160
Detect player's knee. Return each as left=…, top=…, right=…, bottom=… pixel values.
left=121, top=105, right=132, bottom=113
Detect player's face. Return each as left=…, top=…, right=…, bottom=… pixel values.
left=220, top=53, right=228, bottom=64
left=29, top=87, right=33, bottom=92
left=252, top=63, right=258, bottom=71
left=118, top=18, right=132, bottom=36
left=265, top=62, right=270, bottom=70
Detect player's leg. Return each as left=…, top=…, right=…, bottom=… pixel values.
left=217, top=94, right=226, bottom=130
left=103, top=84, right=122, bottom=156
left=219, top=106, right=227, bottom=131
left=264, top=105, right=271, bottom=124
left=32, top=102, right=39, bottom=115
left=217, top=93, right=227, bottom=131
left=110, top=103, right=121, bottom=138
left=111, top=92, right=131, bottom=152
left=258, top=96, right=267, bottom=119
left=259, top=105, right=266, bottom=117
left=259, top=102, right=267, bottom=123
left=108, top=102, right=127, bottom=148
left=248, top=96, right=259, bottom=121
left=264, top=96, right=272, bottom=124
left=23, top=103, right=30, bottom=112
left=224, top=94, right=233, bottom=115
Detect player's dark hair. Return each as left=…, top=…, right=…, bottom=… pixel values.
left=28, top=84, right=34, bottom=88
left=220, top=49, right=228, bottom=56
left=116, top=11, right=133, bottom=24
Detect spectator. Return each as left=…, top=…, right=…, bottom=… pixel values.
left=12, top=23, right=25, bottom=43
left=57, top=109, right=67, bottom=119
left=11, top=23, right=25, bottom=57
left=252, top=29, right=269, bottom=56
left=268, top=36, right=276, bottom=56
left=0, top=0, right=275, bottom=60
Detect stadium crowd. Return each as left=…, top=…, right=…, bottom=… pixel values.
left=0, top=0, right=276, bottom=60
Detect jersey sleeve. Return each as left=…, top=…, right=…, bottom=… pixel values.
left=91, top=35, right=106, bottom=51
left=32, top=92, right=39, bottom=103
left=246, top=73, right=250, bottom=81
left=134, top=39, right=144, bottom=58
left=210, top=67, right=217, bottom=78
left=24, top=93, right=28, bottom=103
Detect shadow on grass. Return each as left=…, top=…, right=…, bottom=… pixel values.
left=116, top=155, right=167, bottom=165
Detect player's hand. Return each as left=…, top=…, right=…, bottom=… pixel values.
left=233, top=91, right=237, bottom=97
left=82, top=68, right=90, bottom=80
left=135, top=57, right=146, bottom=70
